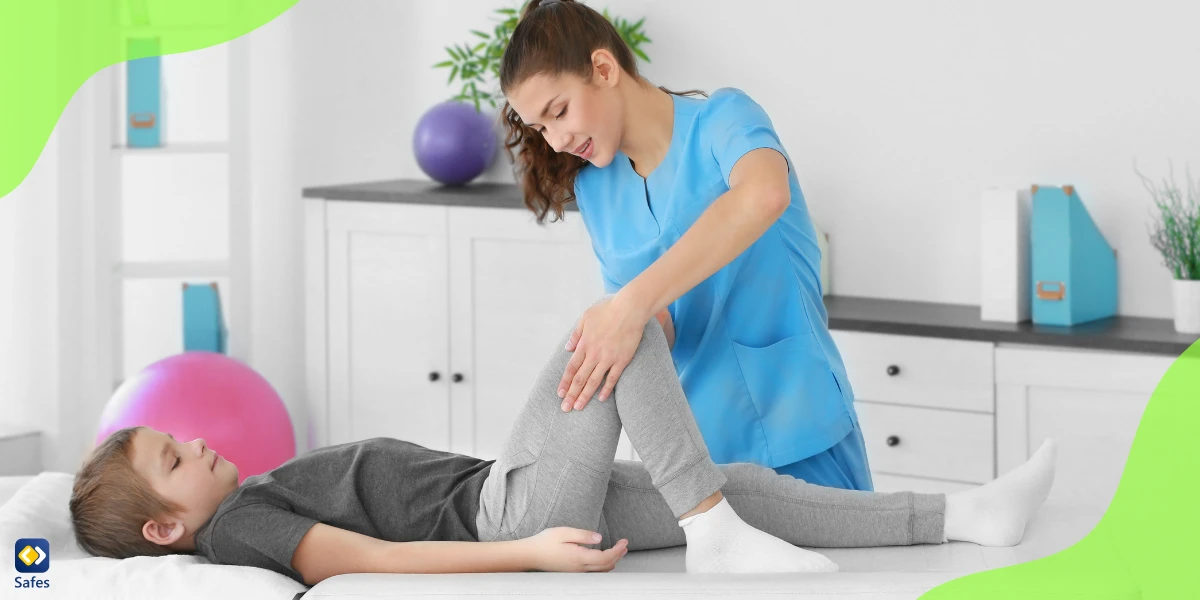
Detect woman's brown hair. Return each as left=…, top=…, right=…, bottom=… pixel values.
left=499, top=0, right=705, bottom=224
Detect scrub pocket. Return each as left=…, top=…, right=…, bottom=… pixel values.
left=730, top=333, right=851, bottom=464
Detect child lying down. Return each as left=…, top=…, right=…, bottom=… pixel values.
left=70, top=318, right=1056, bottom=586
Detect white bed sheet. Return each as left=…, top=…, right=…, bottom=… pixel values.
left=306, top=503, right=1116, bottom=600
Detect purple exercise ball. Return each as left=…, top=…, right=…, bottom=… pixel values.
left=413, top=101, right=498, bottom=185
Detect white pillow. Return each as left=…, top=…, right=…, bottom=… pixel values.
left=1, top=472, right=308, bottom=600
left=0, top=472, right=89, bottom=560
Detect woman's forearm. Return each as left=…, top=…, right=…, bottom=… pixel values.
left=383, top=539, right=533, bottom=574
left=621, top=183, right=787, bottom=320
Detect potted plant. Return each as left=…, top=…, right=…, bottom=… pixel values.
left=1137, top=161, right=1200, bottom=334
left=433, top=2, right=652, bottom=112
left=415, top=2, right=651, bottom=186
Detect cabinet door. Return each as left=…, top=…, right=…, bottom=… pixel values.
left=325, top=202, right=452, bottom=450
left=996, top=347, right=1175, bottom=510
left=1026, top=386, right=1148, bottom=508
left=447, top=207, right=606, bottom=459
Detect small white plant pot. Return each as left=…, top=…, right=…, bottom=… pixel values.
left=1172, top=279, right=1200, bottom=334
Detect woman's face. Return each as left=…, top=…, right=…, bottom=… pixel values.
left=506, top=67, right=624, bottom=168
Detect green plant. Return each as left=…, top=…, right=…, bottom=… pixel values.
left=1137, top=160, right=1200, bottom=280
left=433, top=1, right=651, bottom=112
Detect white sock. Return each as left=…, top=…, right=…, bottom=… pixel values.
left=943, top=438, right=1057, bottom=546
left=678, top=497, right=839, bottom=574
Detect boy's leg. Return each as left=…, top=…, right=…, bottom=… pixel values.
left=596, top=460, right=945, bottom=552
left=476, top=317, right=726, bottom=545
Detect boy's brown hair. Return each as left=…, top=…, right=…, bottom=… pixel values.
left=69, top=426, right=187, bottom=558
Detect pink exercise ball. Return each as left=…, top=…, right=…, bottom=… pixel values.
left=96, top=352, right=295, bottom=484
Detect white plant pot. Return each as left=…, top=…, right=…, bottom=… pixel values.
left=1172, top=279, right=1200, bottom=334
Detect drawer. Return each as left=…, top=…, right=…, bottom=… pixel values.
left=870, top=473, right=974, bottom=495
left=832, top=330, right=995, bottom=412
left=856, top=401, right=994, bottom=483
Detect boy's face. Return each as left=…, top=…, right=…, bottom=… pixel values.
left=130, top=428, right=239, bottom=549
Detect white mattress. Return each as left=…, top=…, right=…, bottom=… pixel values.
left=2, top=474, right=1120, bottom=600
left=305, top=503, right=1116, bottom=599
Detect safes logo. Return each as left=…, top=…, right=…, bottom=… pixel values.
left=14, top=539, right=48, bottom=573
left=13, top=538, right=50, bottom=590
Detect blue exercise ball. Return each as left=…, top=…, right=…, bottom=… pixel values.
left=413, top=101, right=498, bottom=185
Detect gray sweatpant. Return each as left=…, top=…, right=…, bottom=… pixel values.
left=475, top=318, right=946, bottom=551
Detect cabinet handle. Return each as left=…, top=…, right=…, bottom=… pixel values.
left=428, top=371, right=441, bottom=382
left=886, top=435, right=900, bottom=447
left=886, top=364, right=901, bottom=377
left=452, top=373, right=465, bottom=383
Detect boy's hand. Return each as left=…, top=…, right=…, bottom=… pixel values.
left=520, top=527, right=628, bottom=572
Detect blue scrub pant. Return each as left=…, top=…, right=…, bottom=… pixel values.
left=773, top=421, right=874, bottom=491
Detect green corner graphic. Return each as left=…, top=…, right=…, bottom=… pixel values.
left=921, top=341, right=1200, bottom=598
left=0, top=0, right=300, bottom=199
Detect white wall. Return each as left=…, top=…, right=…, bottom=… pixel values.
left=245, top=7, right=307, bottom=452
left=0, top=131, right=59, bottom=462
left=293, top=0, right=1200, bottom=317
left=0, top=80, right=99, bottom=472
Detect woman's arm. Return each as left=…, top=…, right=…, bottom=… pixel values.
left=559, top=148, right=789, bottom=407
left=655, top=309, right=675, bottom=350
left=621, top=148, right=791, bottom=320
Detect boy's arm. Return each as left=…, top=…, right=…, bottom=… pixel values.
left=292, top=523, right=530, bottom=585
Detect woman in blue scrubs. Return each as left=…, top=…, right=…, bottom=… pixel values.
left=499, top=0, right=872, bottom=491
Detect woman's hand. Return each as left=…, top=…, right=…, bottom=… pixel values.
left=559, top=294, right=652, bottom=411
left=655, top=308, right=675, bottom=350
left=520, top=528, right=628, bottom=572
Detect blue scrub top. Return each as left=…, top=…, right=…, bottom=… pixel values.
left=575, top=88, right=858, bottom=468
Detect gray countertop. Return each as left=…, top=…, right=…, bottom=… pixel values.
left=303, top=179, right=1196, bottom=357
left=302, top=179, right=577, bottom=211
left=825, top=295, right=1196, bottom=356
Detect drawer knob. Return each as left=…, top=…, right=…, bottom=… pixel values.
left=452, top=373, right=465, bottom=383
left=886, top=364, right=901, bottom=377
left=429, top=371, right=441, bottom=382
left=886, top=435, right=901, bottom=447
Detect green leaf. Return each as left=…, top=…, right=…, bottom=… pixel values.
left=497, top=7, right=516, bottom=15
left=472, top=41, right=486, bottom=54
left=633, top=47, right=649, bottom=62
left=448, top=64, right=459, bottom=84
left=433, top=59, right=454, bottom=68
left=446, top=46, right=461, bottom=60
left=471, top=29, right=490, bottom=40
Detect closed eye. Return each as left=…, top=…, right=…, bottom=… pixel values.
left=536, top=107, right=567, bottom=134
left=172, top=456, right=180, bottom=470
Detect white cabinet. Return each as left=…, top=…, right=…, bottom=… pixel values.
left=995, top=346, right=1175, bottom=509
left=835, top=330, right=1179, bottom=505
left=305, top=200, right=611, bottom=460
left=833, top=330, right=996, bottom=493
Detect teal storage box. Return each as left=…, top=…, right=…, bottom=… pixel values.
left=1030, top=185, right=1118, bottom=326
left=183, top=282, right=227, bottom=353
left=126, top=37, right=162, bottom=148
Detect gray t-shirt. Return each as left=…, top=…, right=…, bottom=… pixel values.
left=194, top=437, right=494, bottom=584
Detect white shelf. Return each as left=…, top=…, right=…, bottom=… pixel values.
left=112, top=142, right=230, bottom=155
left=115, top=260, right=230, bottom=279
